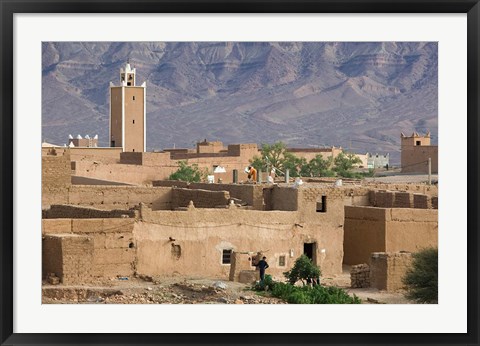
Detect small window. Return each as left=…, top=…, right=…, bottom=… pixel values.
left=222, top=249, right=232, bottom=264
left=133, top=96, right=135, bottom=101
left=127, top=82, right=131, bottom=86
left=416, top=140, right=421, bottom=146
left=278, top=255, right=286, bottom=267
left=316, top=195, right=327, bottom=213
left=132, top=149, right=135, bottom=152
left=171, top=244, right=181, bottom=260
left=133, top=120, right=135, bottom=124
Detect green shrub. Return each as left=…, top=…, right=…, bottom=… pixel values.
left=253, top=274, right=276, bottom=291
left=283, top=255, right=321, bottom=285
left=254, top=277, right=361, bottom=304
left=403, top=248, right=438, bottom=303
left=168, top=161, right=207, bottom=182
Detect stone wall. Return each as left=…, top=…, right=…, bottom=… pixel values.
left=171, top=188, right=230, bottom=209
left=370, top=252, right=413, bottom=291
left=350, top=263, right=370, bottom=288
left=43, top=205, right=136, bottom=219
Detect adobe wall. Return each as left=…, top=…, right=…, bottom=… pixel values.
left=43, top=204, right=136, bottom=219
left=42, top=218, right=136, bottom=279
left=343, top=206, right=438, bottom=265
left=42, top=149, right=71, bottom=189
left=152, top=180, right=189, bottom=188
left=72, top=161, right=177, bottom=186
left=171, top=188, right=230, bottom=209
left=385, top=208, right=438, bottom=253
left=364, top=183, right=438, bottom=197
left=269, top=186, right=298, bottom=211
left=370, top=252, right=413, bottom=291
left=43, top=185, right=172, bottom=210
left=343, top=207, right=387, bottom=265
left=135, top=205, right=344, bottom=278
left=42, top=147, right=122, bottom=164
left=401, top=145, right=438, bottom=174
left=189, top=183, right=265, bottom=210
left=287, top=147, right=342, bottom=162
left=42, top=234, right=94, bottom=285
left=120, top=152, right=172, bottom=166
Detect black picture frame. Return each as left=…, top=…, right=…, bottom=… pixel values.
left=1, top=1, right=479, bottom=345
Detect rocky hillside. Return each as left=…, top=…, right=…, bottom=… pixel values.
left=42, top=42, right=438, bottom=163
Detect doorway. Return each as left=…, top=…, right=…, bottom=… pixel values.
left=303, top=242, right=317, bottom=265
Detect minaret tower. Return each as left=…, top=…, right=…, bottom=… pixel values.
left=109, top=61, right=146, bottom=152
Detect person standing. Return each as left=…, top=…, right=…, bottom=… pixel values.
left=256, top=256, right=269, bottom=281
left=247, top=166, right=257, bottom=183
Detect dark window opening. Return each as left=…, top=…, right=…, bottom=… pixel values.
left=171, top=244, right=181, bottom=260
left=133, top=120, right=135, bottom=124
left=127, top=82, right=131, bottom=86
left=279, top=255, right=286, bottom=267
left=316, top=195, right=327, bottom=212
left=416, top=140, right=421, bottom=146
left=133, top=96, right=135, bottom=101
left=222, top=249, right=232, bottom=264
left=111, top=140, right=115, bottom=147
left=133, top=149, right=135, bottom=152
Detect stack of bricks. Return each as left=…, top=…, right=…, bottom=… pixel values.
left=171, top=187, right=230, bottom=209
left=374, top=190, right=394, bottom=208
left=413, top=194, right=432, bottom=209
left=350, top=264, right=370, bottom=288
left=393, top=191, right=412, bottom=208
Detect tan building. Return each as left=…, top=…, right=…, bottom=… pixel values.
left=401, top=132, right=438, bottom=174
left=110, top=62, right=146, bottom=152
left=68, top=134, right=98, bottom=148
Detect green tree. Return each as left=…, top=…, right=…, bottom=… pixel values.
left=283, top=255, right=321, bottom=286
left=251, top=142, right=309, bottom=177
left=168, top=161, right=207, bottom=183
left=302, top=155, right=335, bottom=177
left=283, top=153, right=307, bottom=177
left=403, top=248, right=438, bottom=303
left=333, top=152, right=362, bottom=177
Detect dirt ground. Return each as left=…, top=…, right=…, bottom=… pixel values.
left=42, top=266, right=412, bottom=305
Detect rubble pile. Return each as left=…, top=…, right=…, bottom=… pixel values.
left=42, top=277, right=286, bottom=304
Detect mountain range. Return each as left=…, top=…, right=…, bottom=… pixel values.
left=42, top=42, right=438, bottom=164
